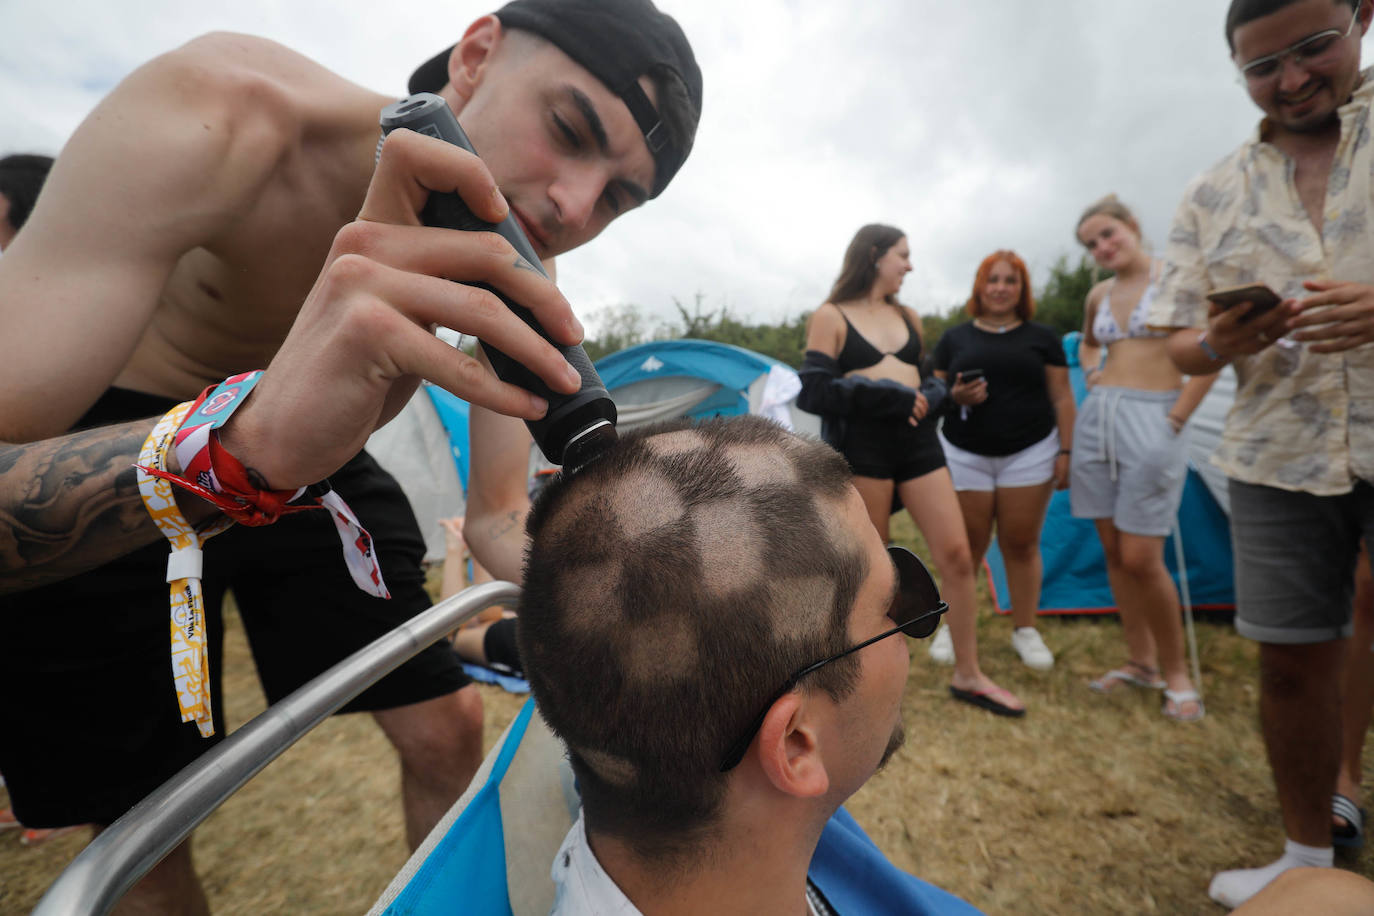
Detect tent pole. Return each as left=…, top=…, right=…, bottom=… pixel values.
left=1171, top=519, right=1204, bottom=698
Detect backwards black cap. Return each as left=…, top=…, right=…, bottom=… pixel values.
left=408, top=0, right=702, bottom=198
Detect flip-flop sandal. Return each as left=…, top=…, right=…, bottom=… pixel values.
left=1162, top=688, right=1205, bottom=722
left=1333, top=793, right=1366, bottom=849
left=1089, top=663, right=1166, bottom=693
left=949, top=685, right=1026, bottom=718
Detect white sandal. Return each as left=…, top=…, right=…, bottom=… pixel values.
left=1088, top=662, right=1165, bottom=693
left=1162, top=688, right=1205, bottom=722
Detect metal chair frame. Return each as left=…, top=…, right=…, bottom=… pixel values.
left=33, top=581, right=521, bottom=916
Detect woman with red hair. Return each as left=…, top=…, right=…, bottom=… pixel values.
left=930, top=250, right=1076, bottom=675
left=800, top=225, right=1025, bottom=717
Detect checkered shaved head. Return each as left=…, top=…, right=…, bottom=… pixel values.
left=518, top=415, right=866, bottom=859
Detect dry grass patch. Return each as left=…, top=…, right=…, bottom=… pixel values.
left=4, top=517, right=1372, bottom=914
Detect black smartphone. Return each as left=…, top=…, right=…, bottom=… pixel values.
left=1205, top=283, right=1283, bottom=321
left=959, top=369, right=985, bottom=382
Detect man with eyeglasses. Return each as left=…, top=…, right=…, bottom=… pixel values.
left=1147, top=0, right=1374, bottom=907
left=516, top=414, right=981, bottom=915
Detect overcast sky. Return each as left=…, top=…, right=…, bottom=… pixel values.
left=3, top=1, right=1365, bottom=333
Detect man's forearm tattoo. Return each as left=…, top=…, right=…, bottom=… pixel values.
left=486, top=509, right=522, bottom=543
left=0, top=420, right=164, bottom=594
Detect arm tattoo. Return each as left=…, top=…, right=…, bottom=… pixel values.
left=0, top=420, right=193, bottom=595
left=512, top=255, right=541, bottom=275
left=486, top=509, right=522, bottom=542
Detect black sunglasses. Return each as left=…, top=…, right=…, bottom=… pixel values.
left=717, top=545, right=948, bottom=772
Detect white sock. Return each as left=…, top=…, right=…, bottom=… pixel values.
left=1207, top=839, right=1333, bottom=908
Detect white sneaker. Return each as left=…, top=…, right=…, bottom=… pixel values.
left=927, top=623, right=954, bottom=665
left=1011, top=627, right=1054, bottom=671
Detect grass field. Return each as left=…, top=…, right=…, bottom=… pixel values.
left=4, top=511, right=1373, bottom=914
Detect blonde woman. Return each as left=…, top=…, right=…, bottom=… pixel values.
left=1074, top=196, right=1215, bottom=722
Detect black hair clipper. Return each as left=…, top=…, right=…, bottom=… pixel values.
left=379, top=93, right=617, bottom=470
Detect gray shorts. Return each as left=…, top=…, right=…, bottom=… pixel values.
left=1069, top=387, right=1188, bottom=537
left=1229, top=478, right=1374, bottom=644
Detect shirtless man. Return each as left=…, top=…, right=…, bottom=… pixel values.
left=0, top=1, right=700, bottom=911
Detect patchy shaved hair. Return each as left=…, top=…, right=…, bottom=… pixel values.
left=518, top=415, right=866, bottom=863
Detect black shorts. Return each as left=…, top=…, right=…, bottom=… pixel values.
left=839, top=416, right=946, bottom=483
left=0, top=388, right=469, bottom=827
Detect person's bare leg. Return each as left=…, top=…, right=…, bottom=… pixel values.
left=955, top=489, right=995, bottom=570
left=1210, top=642, right=1344, bottom=906
left=1261, top=640, right=1345, bottom=847
left=994, top=482, right=1054, bottom=630
left=373, top=684, right=485, bottom=850
left=1094, top=519, right=1159, bottom=679
left=99, top=830, right=209, bottom=916
left=1116, top=531, right=1197, bottom=714
left=1337, top=551, right=1374, bottom=820
left=850, top=475, right=895, bottom=544
left=901, top=469, right=1022, bottom=710
left=452, top=622, right=492, bottom=665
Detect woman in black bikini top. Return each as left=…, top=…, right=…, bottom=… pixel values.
left=797, top=223, right=1027, bottom=718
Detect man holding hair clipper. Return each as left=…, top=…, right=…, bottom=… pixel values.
left=1149, top=0, right=1374, bottom=906
left=0, top=1, right=701, bottom=912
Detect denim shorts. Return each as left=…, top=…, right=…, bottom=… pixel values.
left=1229, top=478, right=1374, bottom=644
left=1070, top=386, right=1188, bottom=537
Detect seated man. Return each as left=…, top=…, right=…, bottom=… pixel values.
left=518, top=414, right=980, bottom=915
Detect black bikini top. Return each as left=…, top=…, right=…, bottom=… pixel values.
left=835, top=306, right=923, bottom=373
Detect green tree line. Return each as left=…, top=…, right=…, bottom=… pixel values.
left=582, top=256, right=1100, bottom=369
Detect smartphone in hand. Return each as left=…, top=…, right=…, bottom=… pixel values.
left=959, top=368, right=985, bottom=382
left=1205, top=283, right=1283, bottom=321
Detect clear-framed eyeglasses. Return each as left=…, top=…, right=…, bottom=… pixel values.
left=1236, top=5, right=1362, bottom=85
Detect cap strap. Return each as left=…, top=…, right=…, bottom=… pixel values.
left=619, top=81, right=667, bottom=154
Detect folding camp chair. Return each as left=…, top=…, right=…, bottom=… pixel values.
left=31, top=581, right=521, bottom=916
left=35, top=579, right=982, bottom=916
left=366, top=696, right=575, bottom=916
left=370, top=705, right=984, bottom=916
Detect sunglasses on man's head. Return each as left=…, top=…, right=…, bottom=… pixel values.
left=717, top=545, right=948, bottom=772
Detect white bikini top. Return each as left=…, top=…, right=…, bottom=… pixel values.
left=1092, top=271, right=1167, bottom=345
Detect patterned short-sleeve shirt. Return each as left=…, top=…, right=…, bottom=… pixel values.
left=1150, top=72, right=1374, bottom=496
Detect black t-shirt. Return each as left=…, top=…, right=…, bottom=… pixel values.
left=931, top=321, right=1067, bottom=457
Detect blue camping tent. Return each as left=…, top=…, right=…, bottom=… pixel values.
left=984, top=333, right=1236, bottom=614
left=593, top=338, right=819, bottom=434
left=368, top=341, right=817, bottom=561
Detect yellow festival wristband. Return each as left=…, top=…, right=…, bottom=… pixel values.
left=135, top=401, right=235, bottom=738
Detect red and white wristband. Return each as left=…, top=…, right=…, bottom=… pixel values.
left=135, top=371, right=389, bottom=736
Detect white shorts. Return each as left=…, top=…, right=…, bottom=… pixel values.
left=938, top=429, right=1060, bottom=492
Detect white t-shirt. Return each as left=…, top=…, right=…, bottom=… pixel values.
left=550, top=812, right=641, bottom=916
left=549, top=811, right=826, bottom=915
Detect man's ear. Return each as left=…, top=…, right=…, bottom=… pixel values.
left=448, top=15, right=503, bottom=106
left=754, top=692, right=830, bottom=799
